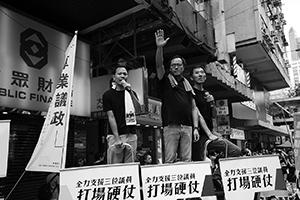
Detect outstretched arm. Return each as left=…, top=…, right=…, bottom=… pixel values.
left=155, top=29, right=169, bottom=80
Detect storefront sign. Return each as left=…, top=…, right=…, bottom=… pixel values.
left=141, top=162, right=215, bottom=199
left=294, top=113, right=300, bottom=171
left=219, top=155, right=285, bottom=200
left=0, top=120, right=10, bottom=178
left=230, top=128, right=245, bottom=140
left=217, top=115, right=231, bottom=135
left=0, top=6, right=90, bottom=117
left=274, top=136, right=282, bottom=145
left=60, top=163, right=141, bottom=200
left=136, top=98, right=162, bottom=126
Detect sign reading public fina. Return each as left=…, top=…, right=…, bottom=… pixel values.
left=0, top=5, right=90, bottom=117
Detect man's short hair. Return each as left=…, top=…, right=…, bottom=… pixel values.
left=168, top=55, right=186, bottom=67
left=112, top=65, right=128, bottom=75
left=189, top=65, right=207, bottom=77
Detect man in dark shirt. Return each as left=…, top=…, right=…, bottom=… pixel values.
left=155, top=29, right=214, bottom=163
left=103, top=66, right=138, bottom=164
left=190, top=65, right=241, bottom=161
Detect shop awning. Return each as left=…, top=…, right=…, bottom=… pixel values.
left=231, top=118, right=290, bottom=137
left=276, top=140, right=292, bottom=148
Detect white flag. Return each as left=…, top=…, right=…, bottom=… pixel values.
left=26, top=32, right=78, bottom=172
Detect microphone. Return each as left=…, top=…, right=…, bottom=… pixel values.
left=121, top=80, right=131, bottom=91
left=204, top=91, right=214, bottom=107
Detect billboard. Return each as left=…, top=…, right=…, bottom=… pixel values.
left=0, top=5, right=90, bottom=116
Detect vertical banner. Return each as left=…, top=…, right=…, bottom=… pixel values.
left=59, top=163, right=141, bottom=200
left=141, top=162, right=216, bottom=200
left=0, top=120, right=10, bottom=178
left=219, top=155, right=285, bottom=200
left=25, top=32, right=78, bottom=172
left=294, top=113, right=300, bottom=172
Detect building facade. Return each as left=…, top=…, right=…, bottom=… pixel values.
left=0, top=0, right=292, bottom=199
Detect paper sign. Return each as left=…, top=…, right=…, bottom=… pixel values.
left=59, top=163, right=141, bottom=200
left=219, top=155, right=285, bottom=200
left=0, top=120, right=10, bottom=178
left=141, top=161, right=215, bottom=200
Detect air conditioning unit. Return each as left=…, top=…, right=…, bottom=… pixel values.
left=282, top=20, right=287, bottom=25
left=273, top=36, right=279, bottom=43
left=270, top=30, right=276, bottom=37
left=263, top=34, right=272, bottom=43
left=275, top=22, right=281, bottom=30
left=269, top=13, right=278, bottom=21
left=273, top=0, right=282, bottom=7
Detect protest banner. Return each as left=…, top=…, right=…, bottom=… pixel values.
left=59, top=163, right=141, bottom=200
left=141, top=161, right=216, bottom=200
left=219, top=155, right=285, bottom=200
left=0, top=120, right=10, bottom=178
left=25, top=32, right=78, bottom=172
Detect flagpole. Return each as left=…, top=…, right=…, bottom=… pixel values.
left=5, top=171, right=26, bottom=200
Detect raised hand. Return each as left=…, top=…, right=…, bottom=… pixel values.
left=155, top=29, right=169, bottom=48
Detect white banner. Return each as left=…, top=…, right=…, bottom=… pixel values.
left=141, top=162, right=216, bottom=200
left=59, top=163, right=141, bottom=200
left=0, top=120, right=10, bottom=178
left=219, top=155, right=285, bottom=200
left=25, top=32, right=77, bottom=172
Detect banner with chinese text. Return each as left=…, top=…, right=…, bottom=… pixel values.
left=141, top=161, right=215, bottom=200
left=294, top=113, right=300, bottom=172
left=0, top=120, right=10, bottom=178
left=59, top=163, right=141, bottom=200
left=219, top=155, right=285, bottom=200
left=25, top=32, right=77, bottom=172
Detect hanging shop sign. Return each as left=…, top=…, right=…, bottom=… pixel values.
left=294, top=113, right=300, bottom=171
left=59, top=163, right=141, bottom=200
left=0, top=5, right=90, bottom=117
left=219, top=155, right=285, bottom=200
left=230, top=128, right=245, bottom=140
left=141, top=161, right=215, bottom=199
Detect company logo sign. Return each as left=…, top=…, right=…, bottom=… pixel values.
left=20, top=28, right=48, bottom=69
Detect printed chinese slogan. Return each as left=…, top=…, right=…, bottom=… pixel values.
left=25, top=33, right=77, bottom=172
left=219, top=155, right=285, bottom=200
left=141, top=161, right=215, bottom=200
left=59, top=163, right=141, bottom=200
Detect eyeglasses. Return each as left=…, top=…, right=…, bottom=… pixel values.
left=170, top=63, right=183, bottom=67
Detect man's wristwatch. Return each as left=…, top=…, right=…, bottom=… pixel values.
left=194, top=127, right=199, bottom=130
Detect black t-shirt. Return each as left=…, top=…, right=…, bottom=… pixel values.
left=159, top=74, right=193, bottom=127
left=103, top=89, right=136, bottom=135
left=193, top=88, right=213, bottom=134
